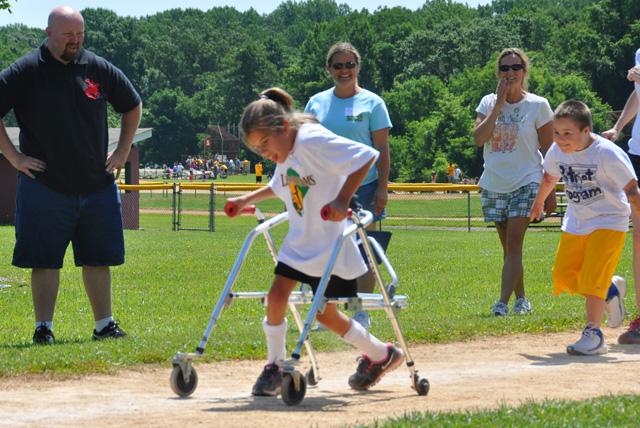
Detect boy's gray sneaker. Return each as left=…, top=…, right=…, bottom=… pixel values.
left=492, top=301, right=508, bottom=316
left=567, top=326, right=607, bottom=356
left=513, top=297, right=532, bottom=315
left=605, top=276, right=626, bottom=328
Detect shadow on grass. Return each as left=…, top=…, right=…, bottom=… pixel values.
left=0, top=337, right=92, bottom=349
left=189, top=388, right=416, bottom=413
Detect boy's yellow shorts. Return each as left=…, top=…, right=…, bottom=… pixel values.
left=552, top=229, right=626, bottom=300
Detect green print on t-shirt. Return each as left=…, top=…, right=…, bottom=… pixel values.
left=287, top=168, right=309, bottom=216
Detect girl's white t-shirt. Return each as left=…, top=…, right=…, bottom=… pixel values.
left=268, top=123, right=379, bottom=278
left=543, top=135, right=636, bottom=235
left=476, top=92, right=554, bottom=193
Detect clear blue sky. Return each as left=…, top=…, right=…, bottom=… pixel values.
left=0, top=0, right=491, bottom=28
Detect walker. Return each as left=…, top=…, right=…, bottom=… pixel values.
left=169, top=204, right=430, bottom=405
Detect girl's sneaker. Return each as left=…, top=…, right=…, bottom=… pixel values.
left=567, top=326, right=607, bottom=355
left=513, top=297, right=532, bottom=315
left=605, top=276, right=626, bottom=328
left=618, top=317, right=640, bottom=345
left=348, top=344, right=404, bottom=390
left=251, top=363, right=282, bottom=396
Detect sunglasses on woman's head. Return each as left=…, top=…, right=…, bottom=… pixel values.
left=331, top=61, right=357, bottom=70
left=499, top=64, right=524, bottom=72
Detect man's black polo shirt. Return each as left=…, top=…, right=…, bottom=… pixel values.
left=0, top=44, right=141, bottom=194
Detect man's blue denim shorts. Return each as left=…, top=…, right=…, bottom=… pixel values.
left=356, top=180, right=386, bottom=222
left=12, top=175, right=125, bottom=269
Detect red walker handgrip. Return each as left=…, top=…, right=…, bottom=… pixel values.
left=224, top=202, right=256, bottom=217
left=224, top=201, right=239, bottom=217
left=320, top=205, right=352, bottom=221
left=320, top=204, right=331, bottom=220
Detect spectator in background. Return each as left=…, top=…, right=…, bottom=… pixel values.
left=255, top=161, right=263, bottom=183
left=602, top=48, right=640, bottom=345
left=453, top=165, right=462, bottom=184
left=0, top=6, right=141, bottom=344
left=447, top=163, right=455, bottom=183
left=473, top=47, right=556, bottom=317
left=304, top=42, right=392, bottom=329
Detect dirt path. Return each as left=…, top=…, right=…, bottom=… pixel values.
left=2, top=330, right=639, bottom=428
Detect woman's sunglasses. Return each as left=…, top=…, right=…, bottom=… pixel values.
left=499, top=63, right=525, bottom=72
left=331, top=61, right=357, bottom=70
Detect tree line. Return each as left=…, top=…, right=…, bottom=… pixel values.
left=1, top=0, right=639, bottom=181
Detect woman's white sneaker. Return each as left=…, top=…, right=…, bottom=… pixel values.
left=513, top=297, right=532, bottom=315
left=492, top=301, right=508, bottom=316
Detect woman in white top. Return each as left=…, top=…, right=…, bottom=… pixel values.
left=602, top=48, right=640, bottom=344
left=226, top=87, right=404, bottom=397
left=473, top=48, right=556, bottom=317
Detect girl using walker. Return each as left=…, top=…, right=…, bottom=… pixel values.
left=226, top=87, right=404, bottom=396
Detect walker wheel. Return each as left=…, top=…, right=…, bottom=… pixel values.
left=281, top=371, right=307, bottom=406
left=170, top=364, right=198, bottom=397
left=305, top=368, right=318, bottom=386
left=415, top=377, right=430, bottom=396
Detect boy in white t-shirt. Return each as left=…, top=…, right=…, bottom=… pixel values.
left=531, top=100, right=640, bottom=355
left=226, top=87, right=405, bottom=396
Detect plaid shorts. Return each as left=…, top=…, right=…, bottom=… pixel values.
left=481, top=182, right=539, bottom=223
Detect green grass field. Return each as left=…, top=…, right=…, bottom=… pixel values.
left=139, top=186, right=481, bottom=216
left=359, top=395, right=640, bottom=427
left=0, top=213, right=633, bottom=374
left=0, top=209, right=635, bottom=425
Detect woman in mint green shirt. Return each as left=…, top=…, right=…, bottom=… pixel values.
left=304, top=42, right=392, bottom=329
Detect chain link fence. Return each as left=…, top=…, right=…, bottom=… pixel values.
left=118, top=183, right=567, bottom=232
left=384, top=184, right=563, bottom=231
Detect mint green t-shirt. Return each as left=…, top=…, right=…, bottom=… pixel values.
left=304, top=88, right=392, bottom=185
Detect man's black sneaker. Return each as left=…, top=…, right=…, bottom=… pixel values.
left=33, top=325, right=55, bottom=345
left=251, top=363, right=283, bottom=396
left=92, top=321, right=127, bottom=340
left=348, top=344, right=404, bottom=391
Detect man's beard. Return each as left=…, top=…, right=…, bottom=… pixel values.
left=60, top=44, right=80, bottom=62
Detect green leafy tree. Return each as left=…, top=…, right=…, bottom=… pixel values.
left=217, top=41, right=279, bottom=124
left=382, top=75, right=448, bottom=136
left=141, top=88, right=202, bottom=163
left=0, top=25, right=42, bottom=69
left=2, top=0, right=635, bottom=179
